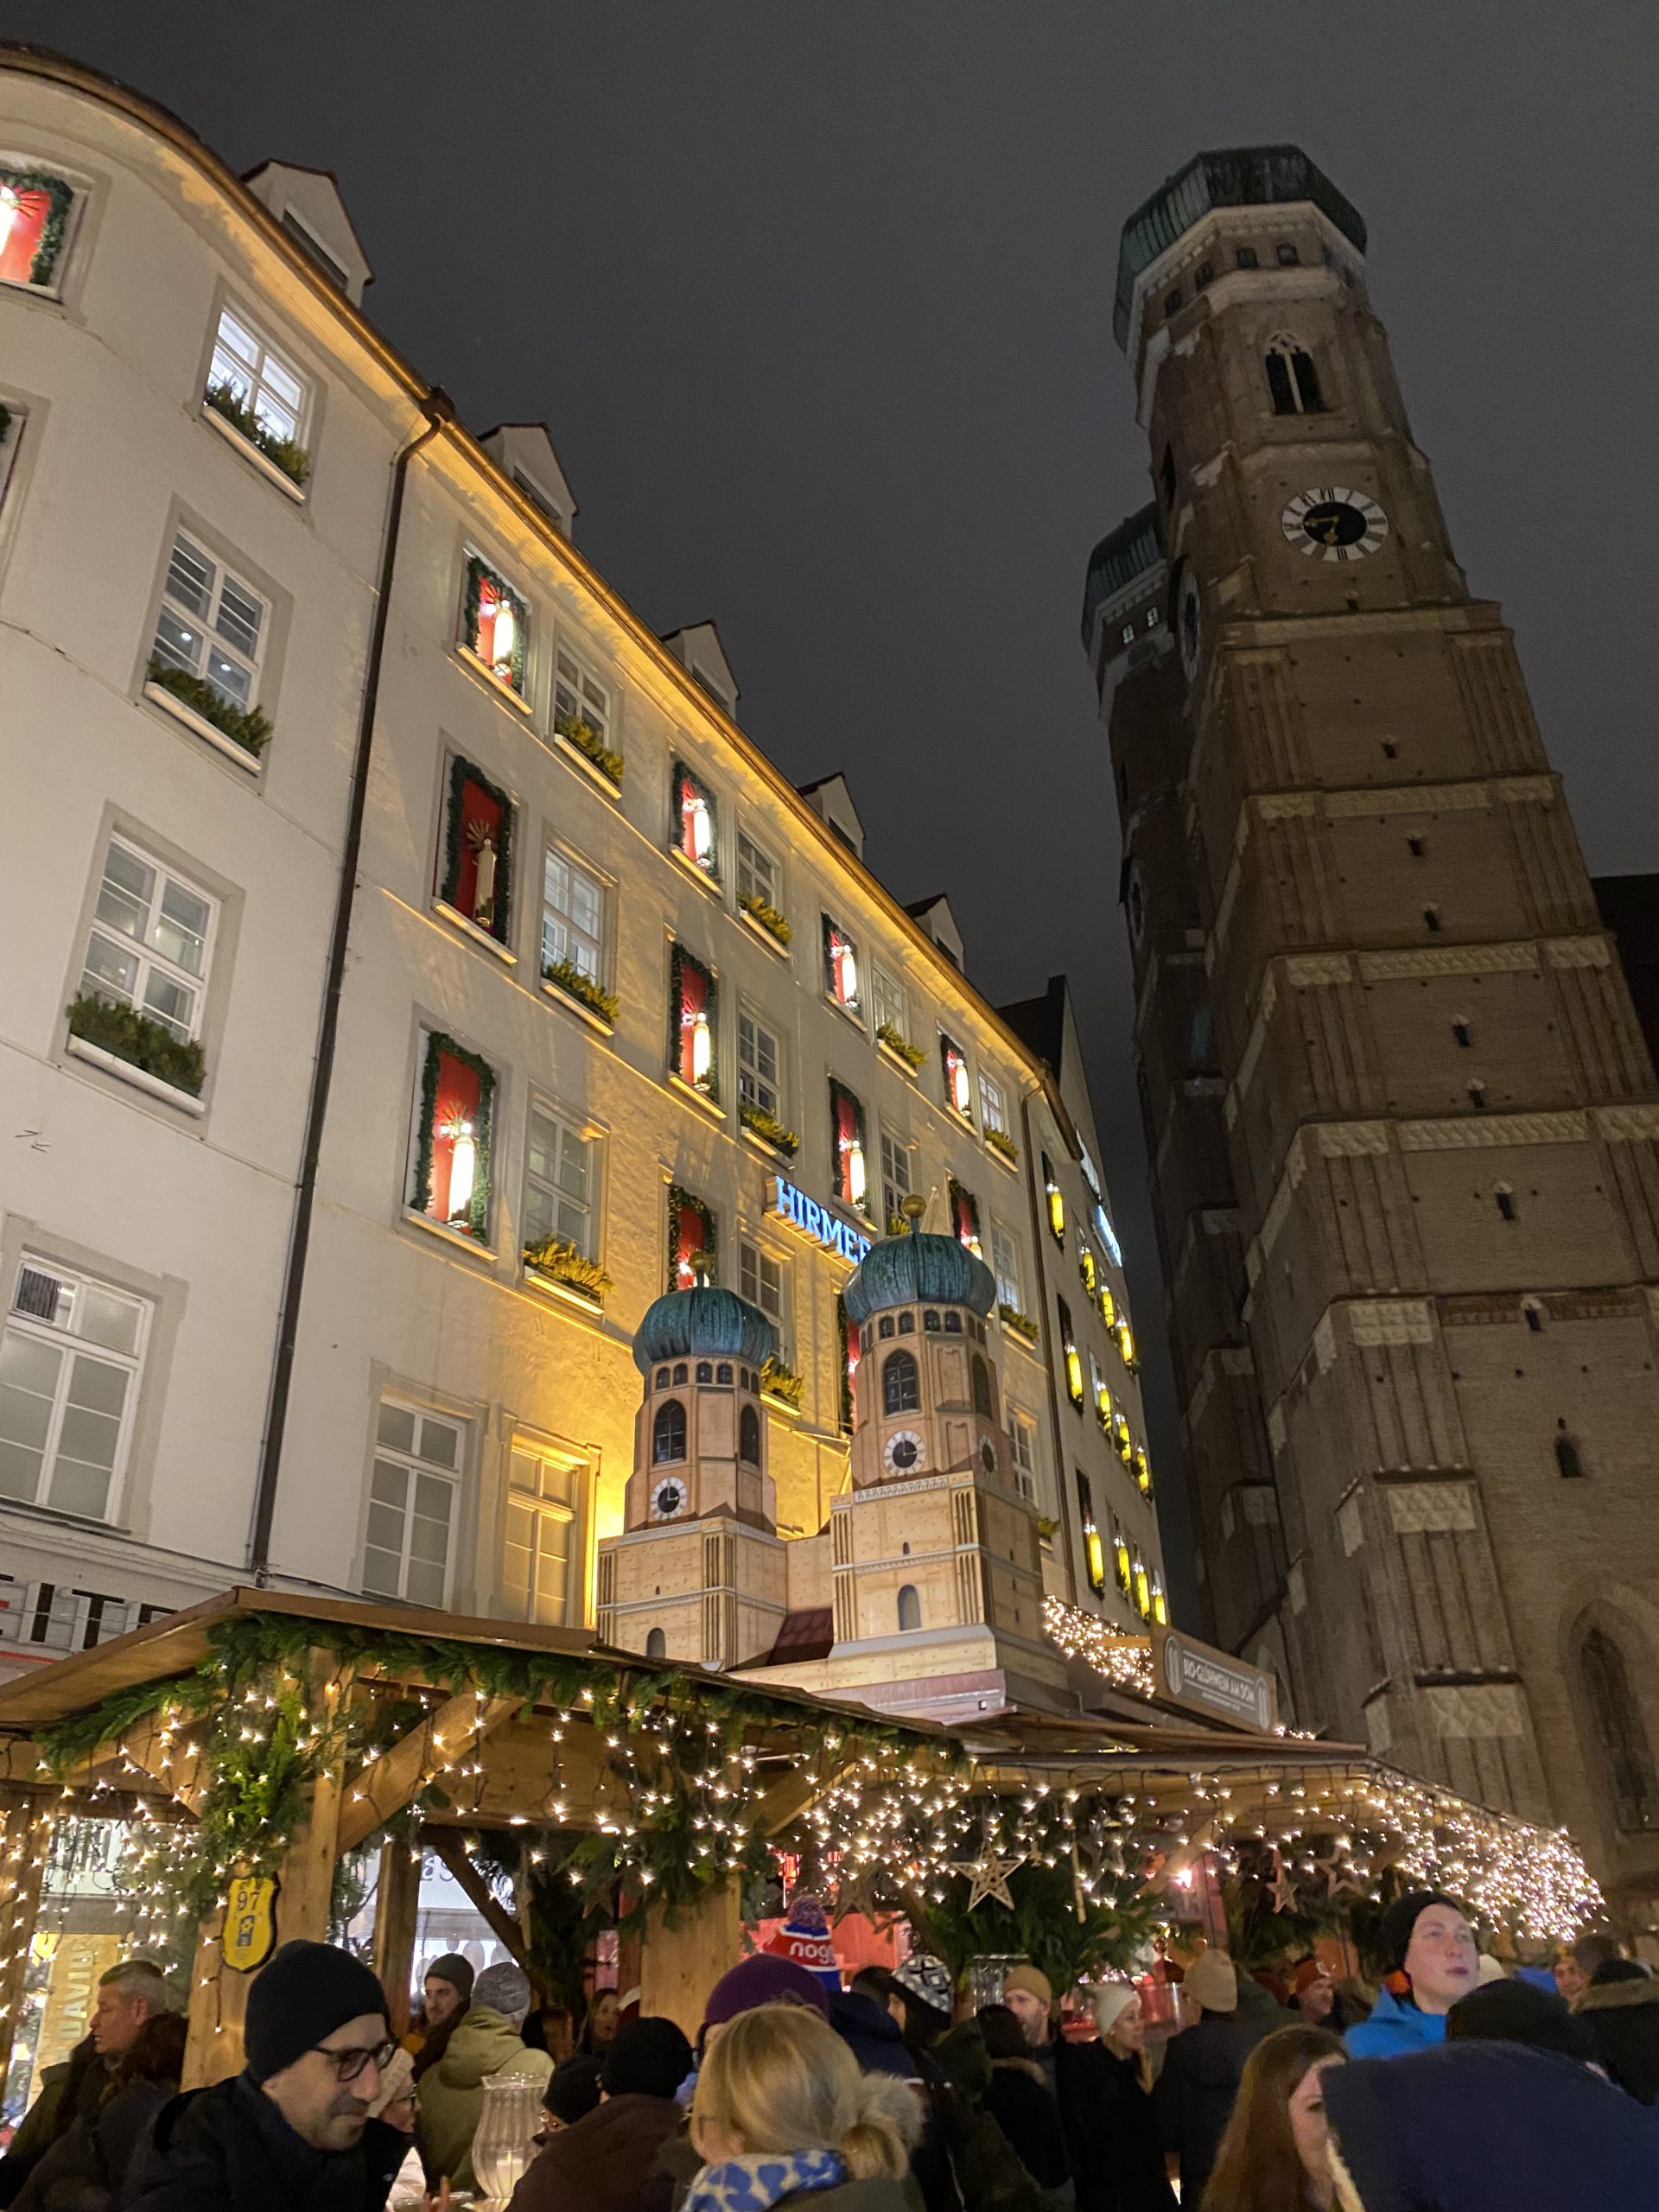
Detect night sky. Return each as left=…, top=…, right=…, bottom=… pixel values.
left=10, top=3, right=1655, bottom=1621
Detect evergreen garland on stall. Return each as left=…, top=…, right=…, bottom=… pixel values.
left=440, top=753, right=514, bottom=941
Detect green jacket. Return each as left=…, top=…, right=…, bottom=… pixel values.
left=416, top=2006, right=550, bottom=2191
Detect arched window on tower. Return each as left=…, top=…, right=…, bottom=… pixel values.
left=897, top=1584, right=922, bottom=1633
left=739, top=1403, right=760, bottom=1465
left=1265, top=334, right=1325, bottom=416
left=652, top=1399, right=687, bottom=1465
left=1581, top=1627, right=1659, bottom=1832
left=972, top=1355, right=994, bottom=1421
left=645, top=1627, right=667, bottom=1660
left=883, top=1349, right=920, bottom=1416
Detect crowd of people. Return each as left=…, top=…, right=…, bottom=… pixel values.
left=2, top=1890, right=1657, bottom=2211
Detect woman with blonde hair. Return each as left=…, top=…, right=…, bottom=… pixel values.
left=1202, top=2024, right=1345, bottom=2212
left=689, top=2001, right=921, bottom=2212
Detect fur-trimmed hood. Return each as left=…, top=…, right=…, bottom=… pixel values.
left=1576, top=1974, right=1659, bottom=2012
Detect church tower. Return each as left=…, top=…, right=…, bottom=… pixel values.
left=1084, top=148, right=1659, bottom=1910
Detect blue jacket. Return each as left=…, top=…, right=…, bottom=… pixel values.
left=1344, top=1983, right=1447, bottom=2058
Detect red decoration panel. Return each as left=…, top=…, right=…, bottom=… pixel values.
left=428, top=1050, right=483, bottom=1229
left=0, top=188, right=50, bottom=286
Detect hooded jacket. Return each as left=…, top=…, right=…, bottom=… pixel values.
left=828, top=1993, right=916, bottom=2082
left=1324, top=2040, right=1659, bottom=2210
left=507, top=2090, right=683, bottom=2212
left=124, top=2071, right=406, bottom=2212
left=1151, top=2012, right=1273, bottom=2205
left=416, top=2005, right=552, bottom=2191
left=1573, top=1974, right=1659, bottom=2105
left=1344, top=1982, right=1448, bottom=2059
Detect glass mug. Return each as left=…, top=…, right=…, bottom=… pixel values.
left=471, top=2072, right=543, bottom=2202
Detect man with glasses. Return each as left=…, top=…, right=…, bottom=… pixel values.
left=128, top=1940, right=409, bottom=2209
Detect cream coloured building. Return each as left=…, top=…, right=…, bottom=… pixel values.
left=0, top=47, right=1162, bottom=1681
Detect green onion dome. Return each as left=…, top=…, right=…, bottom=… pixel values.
left=632, top=1284, right=776, bottom=1376
left=843, top=1230, right=995, bottom=1326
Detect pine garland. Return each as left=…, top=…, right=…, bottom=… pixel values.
left=0, top=167, right=75, bottom=288
left=668, top=944, right=718, bottom=1102
left=461, top=555, right=527, bottom=693
left=67, top=992, right=207, bottom=1096
left=667, top=1184, right=716, bottom=1286
left=440, top=754, right=514, bottom=942
left=410, top=1031, right=496, bottom=1236
left=827, top=1078, right=872, bottom=1217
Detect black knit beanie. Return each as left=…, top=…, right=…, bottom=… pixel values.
left=423, top=1952, right=475, bottom=2004
left=1446, top=1979, right=1593, bottom=2064
left=245, top=1941, right=389, bottom=2084
left=601, top=2017, right=692, bottom=2101
left=1378, top=1889, right=1464, bottom=1976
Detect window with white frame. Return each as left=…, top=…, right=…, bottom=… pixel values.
left=0, top=1257, right=149, bottom=1522
left=541, top=847, right=606, bottom=986
left=736, top=829, right=779, bottom=914
left=150, top=531, right=269, bottom=717
left=79, top=836, right=215, bottom=1046
left=554, top=647, right=611, bottom=747
left=1009, top=1411, right=1039, bottom=1505
left=738, top=1008, right=782, bottom=1122
left=524, top=1103, right=595, bottom=1257
left=740, top=1238, right=789, bottom=1359
left=503, top=1442, right=587, bottom=1626
left=872, top=967, right=907, bottom=1044
left=207, top=304, right=310, bottom=451
left=880, top=1128, right=911, bottom=1230
left=978, top=1071, right=1010, bottom=1140
left=365, top=1400, right=461, bottom=1608
left=990, top=1223, right=1023, bottom=1313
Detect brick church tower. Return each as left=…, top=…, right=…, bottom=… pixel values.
left=1083, top=148, right=1659, bottom=1911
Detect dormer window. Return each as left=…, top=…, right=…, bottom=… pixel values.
left=823, top=917, right=862, bottom=1016
left=513, top=469, right=565, bottom=531
left=672, top=761, right=719, bottom=880
left=280, top=208, right=349, bottom=288
left=940, top=1033, right=972, bottom=1123
left=461, top=556, right=527, bottom=696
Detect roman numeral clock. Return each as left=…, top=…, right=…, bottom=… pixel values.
left=1281, top=486, right=1389, bottom=563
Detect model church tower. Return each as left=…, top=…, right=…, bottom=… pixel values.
left=596, top=1215, right=1067, bottom=1723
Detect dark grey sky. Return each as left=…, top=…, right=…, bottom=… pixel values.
left=11, top=3, right=1656, bottom=1620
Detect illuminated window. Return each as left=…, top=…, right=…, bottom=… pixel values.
left=949, top=1179, right=982, bottom=1258
left=554, top=648, right=613, bottom=759
left=652, top=1400, right=687, bottom=1465
left=990, top=1224, right=1023, bottom=1313
left=1078, top=1234, right=1097, bottom=1300
left=738, top=1009, right=782, bottom=1123
left=365, top=1400, right=461, bottom=1608
left=1113, top=1520, right=1132, bottom=1596
left=1116, top=1320, right=1139, bottom=1372
left=1010, top=1413, right=1038, bottom=1504
left=460, top=555, right=526, bottom=695
left=0, top=1256, right=149, bottom=1523
left=667, top=1187, right=715, bottom=1291
left=206, top=304, right=311, bottom=480
left=978, top=1071, right=1010, bottom=1141
left=880, top=1129, right=911, bottom=1232
left=1135, top=1446, right=1154, bottom=1499
left=1076, top=1470, right=1104, bottom=1595
left=410, top=1032, right=495, bottom=1242
left=940, top=1033, right=973, bottom=1122
left=669, top=944, right=718, bottom=1100
left=150, top=529, right=270, bottom=741
left=0, top=164, right=74, bottom=290
left=1150, top=1573, right=1168, bottom=1627
left=882, top=1349, right=920, bottom=1416
left=830, top=1078, right=872, bottom=1217
left=1133, top=1554, right=1152, bottom=1619
left=823, top=915, right=862, bottom=1016
left=503, top=1444, right=587, bottom=1627
left=1058, top=1299, right=1084, bottom=1411
left=524, top=1103, right=594, bottom=1262
left=542, top=846, right=607, bottom=999
left=77, top=835, right=216, bottom=1075
left=437, top=756, right=513, bottom=946
left=671, top=760, right=719, bottom=879
left=1091, top=1357, right=1110, bottom=1432
left=1043, top=1154, right=1065, bottom=1244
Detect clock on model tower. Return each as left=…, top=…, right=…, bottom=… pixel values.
left=652, top=1478, right=688, bottom=1521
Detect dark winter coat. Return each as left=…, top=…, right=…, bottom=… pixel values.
left=830, top=1993, right=916, bottom=2082
left=0, top=2043, right=111, bottom=2207
left=12, top=2078, right=175, bottom=2212
left=1324, top=2040, right=1659, bottom=2210
left=982, top=2061, right=1070, bottom=2196
left=1151, top=2012, right=1274, bottom=2207
left=508, top=2091, right=683, bottom=2212
left=1574, top=1974, right=1659, bottom=2105
left=1051, top=2038, right=1173, bottom=2212
left=124, top=2072, right=405, bottom=2212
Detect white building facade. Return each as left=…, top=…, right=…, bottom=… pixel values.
left=0, top=48, right=1163, bottom=1676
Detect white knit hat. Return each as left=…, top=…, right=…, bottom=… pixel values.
left=1092, top=1981, right=1140, bottom=2036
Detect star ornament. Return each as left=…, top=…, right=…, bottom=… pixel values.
left=1267, top=1845, right=1300, bottom=1916
left=950, top=1847, right=1024, bottom=1911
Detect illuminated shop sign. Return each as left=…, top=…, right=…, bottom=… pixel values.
left=770, top=1175, right=872, bottom=1264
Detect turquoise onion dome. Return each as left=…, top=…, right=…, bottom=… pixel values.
left=632, top=1283, right=776, bottom=1376
left=843, top=1230, right=995, bottom=1326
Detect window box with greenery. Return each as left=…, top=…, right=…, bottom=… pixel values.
left=985, top=1127, right=1019, bottom=1169
left=410, top=1032, right=495, bottom=1243
left=876, top=1020, right=925, bottom=1073
left=740, top=1099, right=798, bottom=1159
left=554, top=710, right=625, bottom=791
left=203, top=379, right=311, bottom=490
left=542, top=957, right=617, bottom=1029
left=67, top=992, right=206, bottom=1100
left=760, top=1355, right=804, bottom=1411
left=738, top=891, right=792, bottom=950
left=145, top=659, right=273, bottom=761
left=998, top=1300, right=1039, bottom=1345
left=523, top=1234, right=612, bottom=1307
left=460, top=555, right=528, bottom=698
left=437, top=755, right=513, bottom=950
left=0, top=168, right=75, bottom=290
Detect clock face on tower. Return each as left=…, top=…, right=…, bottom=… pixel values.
left=1177, top=569, right=1202, bottom=684
left=1281, top=486, right=1389, bottom=563
left=652, top=1478, right=688, bottom=1521
left=883, top=1430, right=925, bottom=1476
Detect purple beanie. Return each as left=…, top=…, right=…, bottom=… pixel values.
left=702, top=1952, right=832, bottom=2030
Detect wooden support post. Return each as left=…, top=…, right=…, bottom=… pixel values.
left=372, top=1839, right=423, bottom=2037
left=424, top=1829, right=537, bottom=1982
left=639, top=1881, right=741, bottom=2039
left=181, top=1911, right=249, bottom=2090
left=338, top=1693, right=518, bottom=1856
left=0, top=1790, right=51, bottom=2088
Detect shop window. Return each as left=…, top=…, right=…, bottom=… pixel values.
left=823, top=915, right=862, bottom=1016
left=669, top=944, right=718, bottom=1100
left=365, top=1400, right=461, bottom=1607
left=436, top=756, right=513, bottom=944
left=460, top=554, right=527, bottom=696
left=830, top=1077, right=872, bottom=1217
left=667, top=1185, right=715, bottom=1290
left=410, top=1033, right=495, bottom=1242
left=671, top=760, right=719, bottom=880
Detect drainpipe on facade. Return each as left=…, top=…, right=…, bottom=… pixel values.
left=248, top=386, right=457, bottom=1583
left=1020, top=1086, right=1082, bottom=1610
